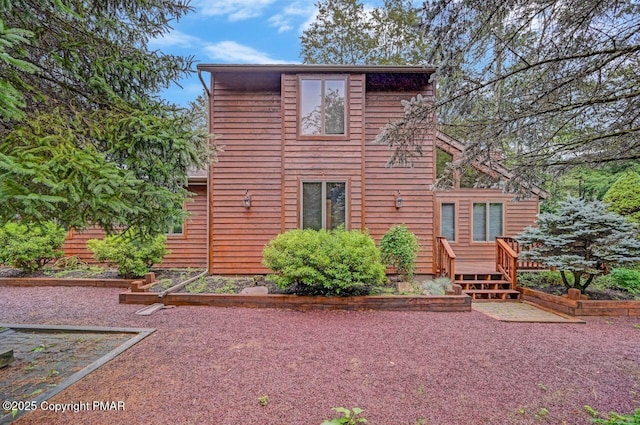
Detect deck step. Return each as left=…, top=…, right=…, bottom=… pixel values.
left=456, top=274, right=505, bottom=280
left=457, top=281, right=513, bottom=291
left=457, top=280, right=512, bottom=284
left=463, top=289, right=520, bottom=300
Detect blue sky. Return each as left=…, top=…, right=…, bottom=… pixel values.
left=150, top=0, right=401, bottom=107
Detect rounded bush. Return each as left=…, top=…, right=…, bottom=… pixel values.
left=0, top=221, right=66, bottom=272
left=88, top=230, right=168, bottom=278
left=262, top=228, right=386, bottom=296
left=379, top=224, right=419, bottom=281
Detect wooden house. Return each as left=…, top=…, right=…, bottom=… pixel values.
left=197, top=64, right=543, bottom=281
left=64, top=64, right=544, bottom=296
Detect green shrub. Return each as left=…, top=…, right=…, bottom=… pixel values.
left=517, top=271, right=565, bottom=288
left=88, top=231, right=168, bottom=278
left=262, top=228, right=386, bottom=296
left=609, top=268, right=640, bottom=294
left=0, top=221, right=66, bottom=272
left=379, top=224, right=419, bottom=281
left=603, top=171, right=640, bottom=224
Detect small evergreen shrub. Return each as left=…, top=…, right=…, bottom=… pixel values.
left=88, top=231, right=168, bottom=278
left=609, top=268, right=640, bottom=294
left=379, top=224, right=419, bottom=281
left=0, top=221, right=66, bottom=272
left=262, top=228, right=386, bottom=296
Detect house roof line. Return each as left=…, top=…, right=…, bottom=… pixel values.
left=196, top=64, right=437, bottom=74
left=436, top=130, right=548, bottom=199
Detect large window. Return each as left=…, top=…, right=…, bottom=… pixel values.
left=302, top=182, right=346, bottom=230
left=299, top=77, right=346, bottom=136
left=472, top=202, right=503, bottom=242
left=440, top=203, right=456, bottom=241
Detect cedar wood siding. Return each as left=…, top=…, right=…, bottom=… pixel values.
left=61, top=184, right=208, bottom=268
left=208, top=78, right=282, bottom=274
left=207, top=70, right=436, bottom=275
left=164, top=184, right=208, bottom=268
left=205, top=66, right=538, bottom=275
left=364, top=89, right=435, bottom=275
left=282, top=73, right=365, bottom=231
left=434, top=190, right=539, bottom=263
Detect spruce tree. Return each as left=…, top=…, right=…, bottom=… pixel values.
left=517, top=196, right=640, bottom=292
left=0, top=0, right=212, bottom=236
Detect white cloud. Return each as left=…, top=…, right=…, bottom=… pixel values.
left=204, top=41, right=286, bottom=64
left=149, top=30, right=201, bottom=49
left=267, top=1, right=316, bottom=33
left=193, top=0, right=277, bottom=21
left=268, top=14, right=293, bottom=33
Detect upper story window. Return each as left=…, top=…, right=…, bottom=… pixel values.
left=299, top=77, right=347, bottom=137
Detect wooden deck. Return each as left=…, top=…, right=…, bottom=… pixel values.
left=455, top=261, right=497, bottom=275
left=435, top=237, right=524, bottom=301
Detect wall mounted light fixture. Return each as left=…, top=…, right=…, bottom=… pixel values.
left=243, top=190, right=252, bottom=209
left=395, top=190, right=403, bottom=209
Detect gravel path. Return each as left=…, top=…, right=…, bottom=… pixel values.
left=1, top=286, right=638, bottom=425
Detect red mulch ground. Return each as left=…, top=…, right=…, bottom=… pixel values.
left=1, top=286, right=639, bottom=425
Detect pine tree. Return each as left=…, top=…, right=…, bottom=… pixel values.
left=0, top=0, right=213, bottom=236
left=517, top=196, right=640, bottom=292
left=376, top=0, right=640, bottom=189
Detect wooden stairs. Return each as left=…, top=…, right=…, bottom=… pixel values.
left=454, top=272, right=520, bottom=301
left=435, top=237, right=531, bottom=302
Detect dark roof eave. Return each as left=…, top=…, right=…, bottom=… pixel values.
left=196, top=64, right=437, bottom=74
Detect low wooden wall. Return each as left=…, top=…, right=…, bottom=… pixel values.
left=519, top=287, right=640, bottom=316
left=0, top=278, right=134, bottom=288
left=119, top=291, right=472, bottom=312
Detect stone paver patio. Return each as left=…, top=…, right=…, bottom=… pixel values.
left=472, top=301, right=586, bottom=323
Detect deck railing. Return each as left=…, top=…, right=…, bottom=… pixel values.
left=497, top=237, right=544, bottom=270
left=496, top=237, right=518, bottom=289
left=435, top=237, right=456, bottom=279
